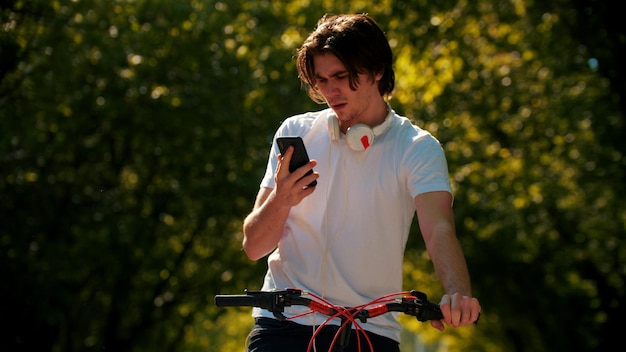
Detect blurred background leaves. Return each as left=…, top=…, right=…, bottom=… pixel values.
left=1, top=0, right=624, bottom=351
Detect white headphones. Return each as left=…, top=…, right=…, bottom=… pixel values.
left=327, top=107, right=394, bottom=151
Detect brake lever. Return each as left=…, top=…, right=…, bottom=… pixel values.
left=244, top=288, right=303, bottom=321
left=407, top=290, right=443, bottom=322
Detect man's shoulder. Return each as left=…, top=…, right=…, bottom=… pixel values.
left=391, top=113, right=440, bottom=145
left=282, top=108, right=329, bottom=124
left=278, top=108, right=331, bottom=135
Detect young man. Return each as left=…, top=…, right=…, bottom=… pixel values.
left=242, top=13, right=481, bottom=352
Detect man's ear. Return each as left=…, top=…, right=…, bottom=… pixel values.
left=374, top=68, right=384, bottom=81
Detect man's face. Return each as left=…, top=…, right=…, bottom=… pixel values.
left=313, top=53, right=382, bottom=131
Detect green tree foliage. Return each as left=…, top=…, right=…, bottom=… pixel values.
left=1, top=0, right=624, bottom=351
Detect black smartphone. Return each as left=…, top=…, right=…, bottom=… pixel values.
left=276, top=136, right=317, bottom=187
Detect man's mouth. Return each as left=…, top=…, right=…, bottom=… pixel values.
left=329, top=102, right=347, bottom=111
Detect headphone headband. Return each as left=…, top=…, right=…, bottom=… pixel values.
left=327, top=104, right=394, bottom=151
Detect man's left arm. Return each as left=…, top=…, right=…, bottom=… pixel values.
left=414, top=191, right=481, bottom=330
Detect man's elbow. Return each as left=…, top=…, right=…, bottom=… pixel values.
left=242, top=238, right=262, bottom=261
left=242, top=222, right=260, bottom=261
left=242, top=235, right=271, bottom=261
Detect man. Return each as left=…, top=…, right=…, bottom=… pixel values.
left=241, top=13, right=481, bottom=352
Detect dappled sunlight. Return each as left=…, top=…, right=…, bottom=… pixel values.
left=2, top=0, right=624, bottom=351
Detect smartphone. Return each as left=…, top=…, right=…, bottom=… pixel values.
left=276, top=136, right=317, bottom=187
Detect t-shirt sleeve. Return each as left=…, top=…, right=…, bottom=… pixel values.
left=259, top=126, right=283, bottom=189
left=405, top=136, right=453, bottom=200
left=260, top=140, right=279, bottom=189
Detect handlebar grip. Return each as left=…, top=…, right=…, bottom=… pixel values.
left=417, top=305, right=443, bottom=321
left=215, top=294, right=265, bottom=308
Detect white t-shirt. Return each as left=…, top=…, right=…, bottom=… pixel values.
left=251, top=106, right=452, bottom=342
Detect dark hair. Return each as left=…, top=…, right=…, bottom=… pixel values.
left=296, top=13, right=395, bottom=104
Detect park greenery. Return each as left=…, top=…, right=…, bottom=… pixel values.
left=1, top=0, right=624, bottom=351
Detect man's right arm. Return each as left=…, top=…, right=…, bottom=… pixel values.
left=242, top=146, right=319, bottom=261
left=242, top=187, right=291, bottom=260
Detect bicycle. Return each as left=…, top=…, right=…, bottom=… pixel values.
left=214, top=288, right=466, bottom=352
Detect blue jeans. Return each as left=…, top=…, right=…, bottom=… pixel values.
left=246, top=317, right=400, bottom=352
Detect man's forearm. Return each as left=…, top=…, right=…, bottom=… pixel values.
left=242, top=190, right=291, bottom=261
left=429, top=231, right=473, bottom=296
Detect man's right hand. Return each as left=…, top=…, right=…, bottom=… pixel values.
left=275, top=145, right=319, bottom=206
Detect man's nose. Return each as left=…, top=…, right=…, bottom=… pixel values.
left=322, top=81, right=340, bottom=96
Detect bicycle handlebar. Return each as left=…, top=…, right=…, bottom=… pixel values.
left=214, top=288, right=444, bottom=323
left=215, top=288, right=316, bottom=320
left=215, top=288, right=480, bottom=352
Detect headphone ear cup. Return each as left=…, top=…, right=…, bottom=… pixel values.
left=346, top=124, right=375, bottom=151
left=327, top=114, right=340, bottom=141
